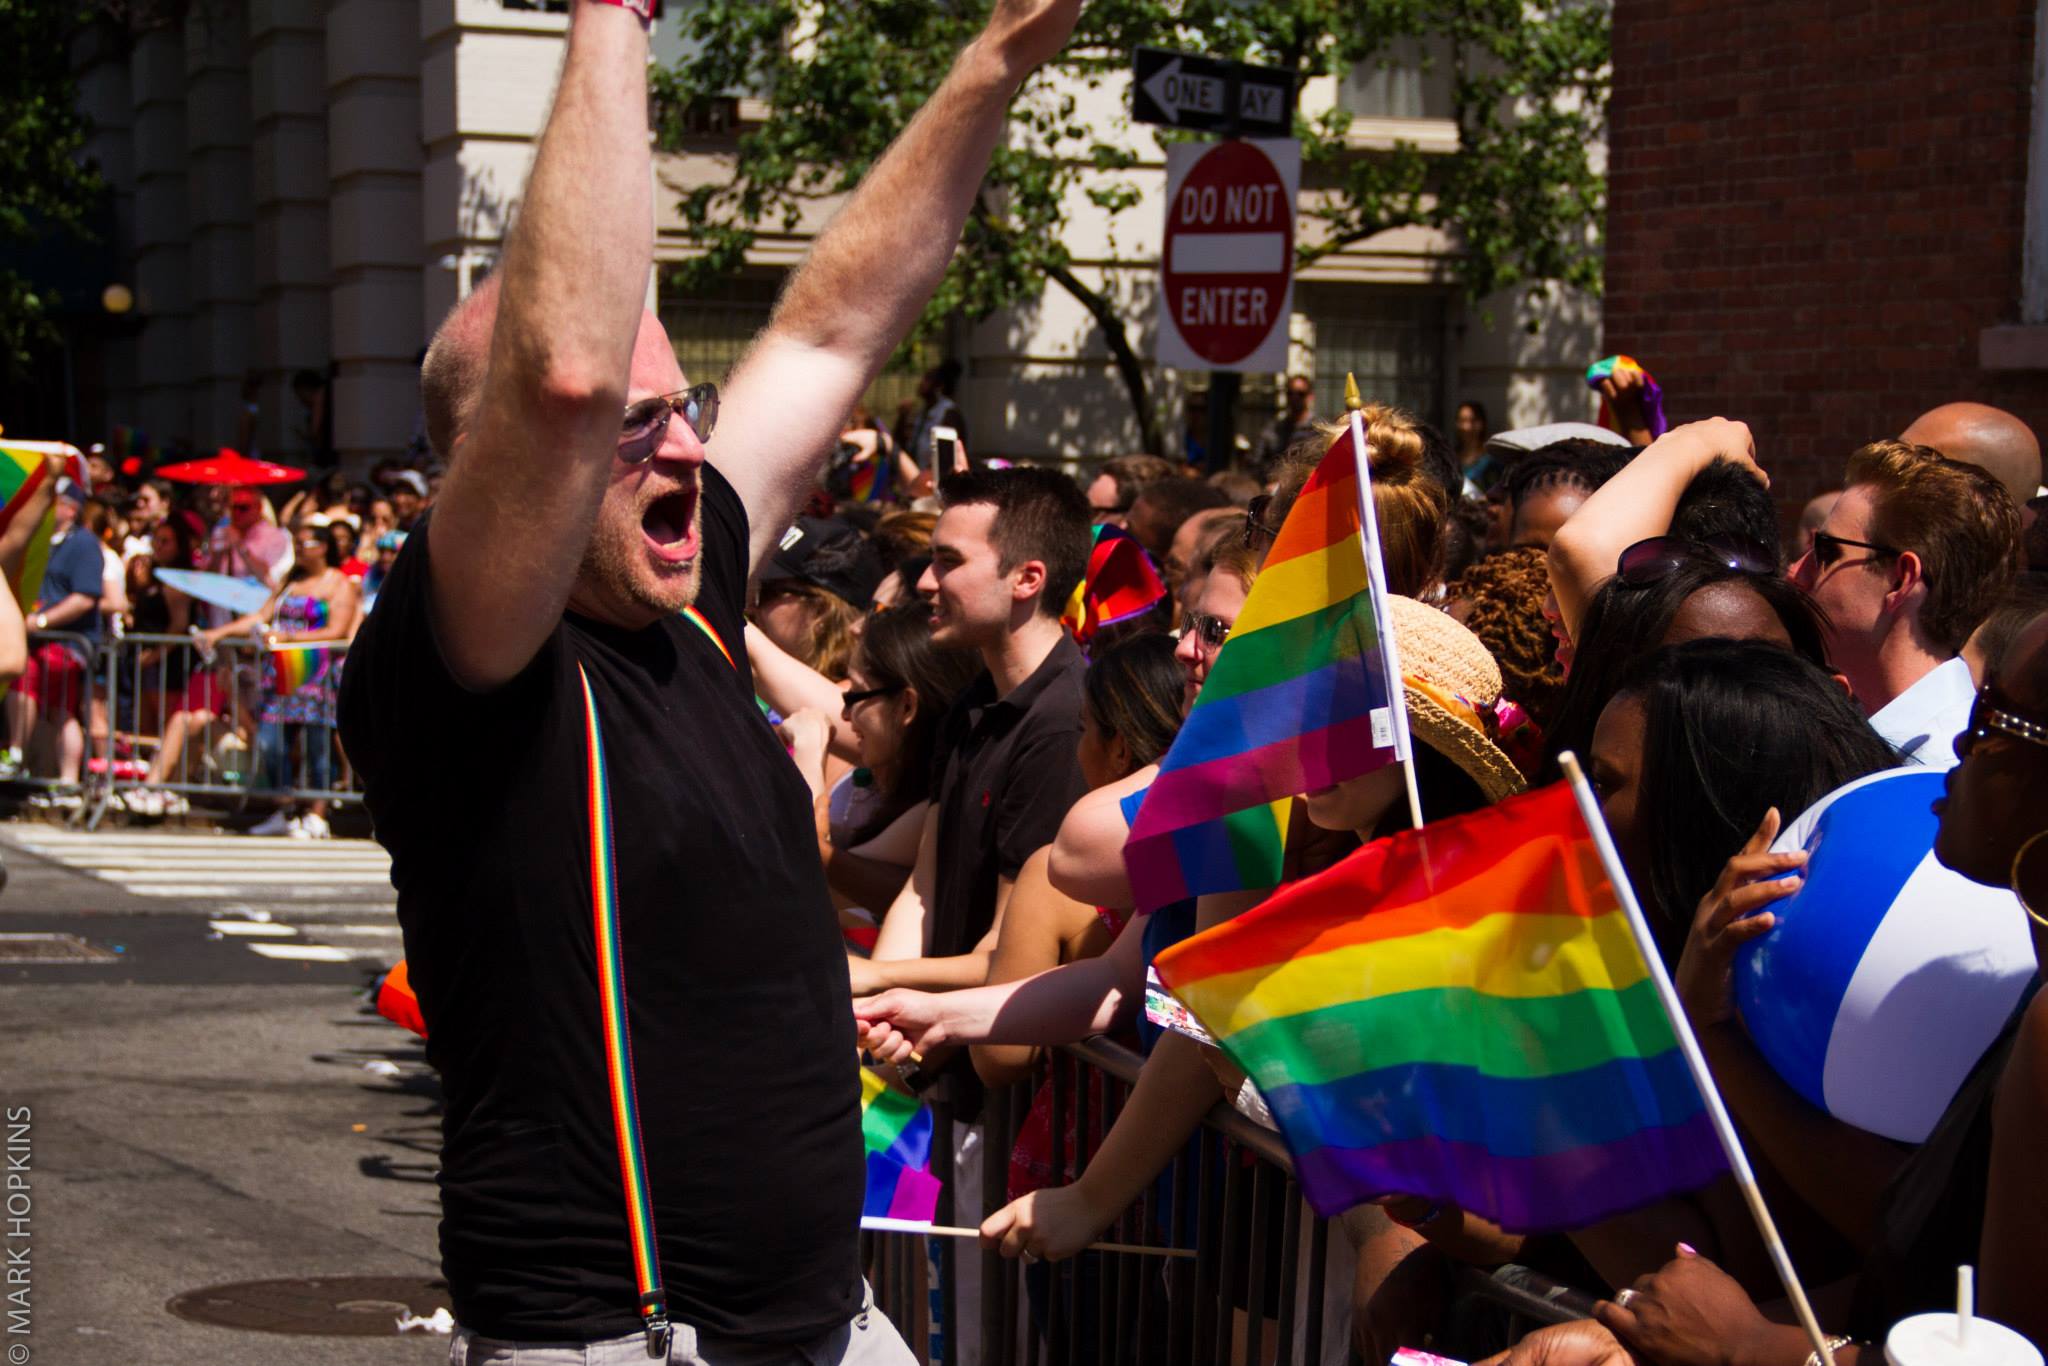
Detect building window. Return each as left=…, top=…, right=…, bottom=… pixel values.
left=1303, top=288, right=1447, bottom=429
left=1338, top=37, right=1455, bottom=122
left=658, top=271, right=935, bottom=420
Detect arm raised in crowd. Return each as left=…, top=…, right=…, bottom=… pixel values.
left=427, top=1, right=654, bottom=690
left=1546, top=419, right=1763, bottom=639
left=710, top=0, right=1082, bottom=571
left=744, top=623, right=859, bottom=761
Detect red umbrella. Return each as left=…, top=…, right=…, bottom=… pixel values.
left=155, top=448, right=306, bottom=486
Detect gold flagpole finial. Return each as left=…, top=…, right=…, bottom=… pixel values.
left=1344, top=373, right=1362, bottom=412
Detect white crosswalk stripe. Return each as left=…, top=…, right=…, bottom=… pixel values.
left=2, top=824, right=404, bottom=966
left=2, top=826, right=393, bottom=900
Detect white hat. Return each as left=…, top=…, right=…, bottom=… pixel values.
left=1483, top=422, right=1634, bottom=457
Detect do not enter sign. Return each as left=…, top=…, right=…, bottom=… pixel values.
left=1157, top=138, right=1300, bottom=372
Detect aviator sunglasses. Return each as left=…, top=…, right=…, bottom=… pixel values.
left=619, top=383, right=719, bottom=464
left=1183, top=610, right=1232, bottom=651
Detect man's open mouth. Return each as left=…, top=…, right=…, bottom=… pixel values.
left=641, top=485, right=698, bottom=562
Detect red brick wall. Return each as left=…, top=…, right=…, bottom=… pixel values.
left=1606, top=0, right=2046, bottom=512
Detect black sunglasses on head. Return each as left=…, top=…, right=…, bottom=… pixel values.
left=1616, top=534, right=1776, bottom=586
left=619, top=383, right=719, bottom=464
left=1242, top=494, right=1277, bottom=548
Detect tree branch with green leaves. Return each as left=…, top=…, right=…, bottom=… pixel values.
left=654, top=0, right=1609, bottom=451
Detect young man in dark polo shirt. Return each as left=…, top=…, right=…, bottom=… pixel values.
left=849, top=467, right=1091, bottom=1364
left=336, top=0, right=1084, bottom=1360
left=851, top=466, right=1093, bottom=997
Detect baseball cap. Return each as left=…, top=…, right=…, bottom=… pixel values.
left=56, top=478, right=86, bottom=508
left=759, top=518, right=884, bottom=609
left=386, top=470, right=429, bottom=498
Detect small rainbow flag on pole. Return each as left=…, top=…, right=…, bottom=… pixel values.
left=1153, top=782, right=1727, bottom=1231
left=860, top=1068, right=941, bottom=1222
left=1061, top=523, right=1168, bottom=647
left=1122, top=422, right=1400, bottom=911
left=269, top=644, right=330, bottom=697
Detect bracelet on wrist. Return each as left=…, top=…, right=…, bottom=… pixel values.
left=1802, top=1335, right=1854, bottom=1366
left=583, top=0, right=661, bottom=21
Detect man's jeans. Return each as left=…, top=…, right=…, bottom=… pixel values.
left=448, top=1283, right=915, bottom=1366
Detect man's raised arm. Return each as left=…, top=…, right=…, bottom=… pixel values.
left=427, top=1, right=654, bottom=689
left=711, top=0, right=1083, bottom=571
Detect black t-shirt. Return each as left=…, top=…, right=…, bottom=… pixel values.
left=927, top=635, right=1089, bottom=1117
left=338, top=467, right=863, bottom=1344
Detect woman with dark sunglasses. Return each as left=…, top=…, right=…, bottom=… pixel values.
left=1538, top=546, right=1831, bottom=784
left=777, top=605, right=981, bottom=933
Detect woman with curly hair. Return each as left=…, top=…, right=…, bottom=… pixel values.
left=1447, top=546, right=1566, bottom=771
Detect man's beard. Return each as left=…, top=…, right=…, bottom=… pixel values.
left=577, top=504, right=703, bottom=621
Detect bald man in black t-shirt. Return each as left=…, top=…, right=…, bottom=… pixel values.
left=339, top=0, right=1083, bottom=1358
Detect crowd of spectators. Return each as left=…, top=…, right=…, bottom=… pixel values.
left=18, top=358, right=2048, bottom=1364
left=731, top=380, right=2046, bottom=1365
left=0, top=445, right=437, bottom=831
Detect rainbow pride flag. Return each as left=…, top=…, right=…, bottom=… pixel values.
left=1585, top=355, right=1668, bottom=439
left=848, top=455, right=890, bottom=504
left=1061, top=523, right=1168, bottom=646
left=1153, top=783, right=1726, bottom=1231
left=0, top=442, right=68, bottom=613
left=269, top=644, right=330, bottom=697
left=1122, top=424, right=1398, bottom=910
left=860, top=1067, right=941, bottom=1221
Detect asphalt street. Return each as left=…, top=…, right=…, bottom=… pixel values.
left=0, top=819, right=452, bottom=1364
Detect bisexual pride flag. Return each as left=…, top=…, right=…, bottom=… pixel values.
left=860, top=1067, right=940, bottom=1222
left=1122, top=424, right=1400, bottom=910
left=1154, top=783, right=1727, bottom=1232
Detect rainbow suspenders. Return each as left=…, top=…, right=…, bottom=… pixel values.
left=577, top=608, right=737, bottom=1359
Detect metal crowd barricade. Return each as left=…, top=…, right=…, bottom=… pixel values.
left=86, top=631, right=360, bottom=827
left=4, top=629, right=114, bottom=822
left=863, top=1037, right=1592, bottom=1366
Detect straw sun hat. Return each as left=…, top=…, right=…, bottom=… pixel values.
left=1386, top=595, right=1527, bottom=804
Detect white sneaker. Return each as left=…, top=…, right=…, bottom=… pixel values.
left=247, top=809, right=295, bottom=837
left=290, top=812, right=331, bottom=840
left=160, top=790, right=190, bottom=816
left=120, top=789, right=163, bottom=817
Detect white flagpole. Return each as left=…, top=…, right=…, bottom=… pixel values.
left=1344, top=374, right=1424, bottom=830
left=859, top=1216, right=1196, bottom=1259
left=1557, top=752, right=1837, bottom=1366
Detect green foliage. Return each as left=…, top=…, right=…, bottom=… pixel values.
left=0, top=0, right=101, bottom=379
left=655, top=0, right=1609, bottom=436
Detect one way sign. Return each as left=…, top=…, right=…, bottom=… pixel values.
left=1131, top=47, right=1294, bottom=137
